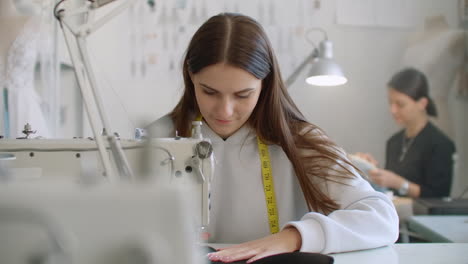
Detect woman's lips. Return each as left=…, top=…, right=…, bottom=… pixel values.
left=215, top=119, right=232, bottom=124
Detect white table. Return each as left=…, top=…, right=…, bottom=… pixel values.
left=331, top=243, right=468, bottom=264
left=407, top=215, right=468, bottom=242
left=209, top=243, right=468, bottom=264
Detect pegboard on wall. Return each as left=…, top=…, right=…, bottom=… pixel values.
left=77, top=0, right=327, bottom=138
left=125, top=0, right=323, bottom=82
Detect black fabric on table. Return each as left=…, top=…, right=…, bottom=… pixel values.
left=202, top=246, right=334, bottom=264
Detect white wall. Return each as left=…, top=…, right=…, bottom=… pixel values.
left=69, top=0, right=466, bottom=195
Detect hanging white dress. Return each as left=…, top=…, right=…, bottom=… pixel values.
left=0, top=17, right=50, bottom=138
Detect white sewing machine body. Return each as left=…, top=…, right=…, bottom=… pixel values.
left=0, top=138, right=142, bottom=183
left=146, top=136, right=214, bottom=228
left=0, top=182, right=202, bottom=264
left=0, top=126, right=215, bottom=230
left=0, top=132, right=214, bottom=263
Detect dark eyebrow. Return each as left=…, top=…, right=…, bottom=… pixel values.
left=200, top=83, right=218, bottom=92
left=199, top=83, right=256, bottom=93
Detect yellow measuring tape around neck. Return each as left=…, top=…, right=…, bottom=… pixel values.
left=195, top=114, right=279, bottom=234
left=257, top=138, right=280, bottom=234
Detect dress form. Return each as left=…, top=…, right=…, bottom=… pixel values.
left=0, top=0, right=50, bottom=138
left=0, top=2, right=29, bottom=56
left=401, top=15, right=465, bottom=139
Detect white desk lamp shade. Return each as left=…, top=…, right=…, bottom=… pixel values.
left=306, top=40, right=347, bottom=86
left=306, top=59, right=347, bottom=86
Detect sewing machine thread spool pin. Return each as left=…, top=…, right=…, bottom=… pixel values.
left=191, top=121, right=203, bottom=139
left=19, top=123, right=36, bottom=139
left=175, top=130, right=181, bottom=140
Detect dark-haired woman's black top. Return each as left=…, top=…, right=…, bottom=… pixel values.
left=385, top=122, right=456, bottom=198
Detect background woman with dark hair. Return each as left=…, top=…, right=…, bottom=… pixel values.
left=356, top=68, right=455, bottom=199
left=148, top=13, right=398, bottom=263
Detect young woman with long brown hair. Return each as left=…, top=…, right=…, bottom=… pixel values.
left=148, top=13, right=398, bottom=263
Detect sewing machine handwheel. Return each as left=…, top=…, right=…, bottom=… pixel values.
left=196, top=141, right=213, bottom=159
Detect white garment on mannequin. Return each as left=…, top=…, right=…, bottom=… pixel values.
left=401, top=15, right=464, bottom=99
left=400, top=15, right=465, bottom=139
left=0, top=2, right=50, bottom=138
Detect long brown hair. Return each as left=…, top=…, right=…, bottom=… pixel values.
left=171, top=13, right=355, bottom=214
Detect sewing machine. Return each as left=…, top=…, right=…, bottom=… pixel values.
left=1, top=0, right=214, bottom=262
left=139, top=121, right=214, bottom=236
left=0, top=182, right=203, bottom=264
left=0, top=121, right=214, bottom=231
left=0, top=121, right=214, bottom=263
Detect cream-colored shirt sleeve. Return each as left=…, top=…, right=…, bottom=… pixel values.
left=285, top=126, right=399, bottom=253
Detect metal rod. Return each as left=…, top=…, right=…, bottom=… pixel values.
left=60, top=20, right=117, bottom=181
left=56, top=0, right=140, bottom=181
left=285, top=50, right=317, bottom=87
left=84, top=0, right=137, bottom=35
left=76, top=37, right=135, bottom=180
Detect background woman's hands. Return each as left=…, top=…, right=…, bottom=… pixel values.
left=351, top=153, right=406, bottom=190
left=353, top=152, right=379, bottom=167
left=207, top=227, right=302, bottom=263
left=368, top=168, right=405, bottom=189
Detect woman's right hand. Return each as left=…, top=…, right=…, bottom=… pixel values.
left=353, top=152, right=379, bottom=167
left=206, top=227, right=302, bottom=263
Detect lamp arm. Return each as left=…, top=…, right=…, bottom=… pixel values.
left=60, top=19, right=118, bottom=181
left=285, top=50, right=317, bottom=87
left=306, top=27, right=328, bottom=44
left=56, top=0, right=136, bottom=36
left=56, top=0, right=137, bottom=181
left=76, top=37, right=135, bottom=181
left=83, top=0, right=136, bottom=36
